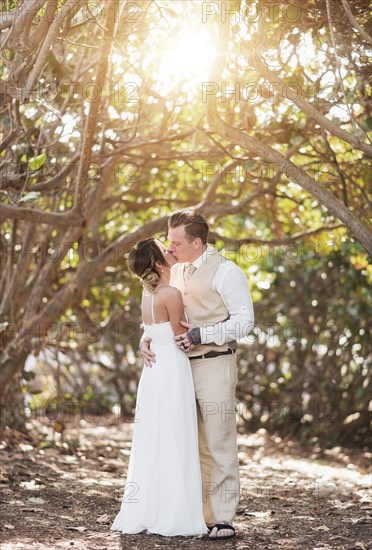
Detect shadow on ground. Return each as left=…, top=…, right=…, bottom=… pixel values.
left=0, top=416, right=371, bottom=549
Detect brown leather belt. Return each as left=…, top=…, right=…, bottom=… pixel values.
left=189, top=348, right=236, bottom=360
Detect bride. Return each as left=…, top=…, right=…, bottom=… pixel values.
left=110, top=238, right=207, bottom=537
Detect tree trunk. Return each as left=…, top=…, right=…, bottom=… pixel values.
left=0, top=365, right=28, bottom=433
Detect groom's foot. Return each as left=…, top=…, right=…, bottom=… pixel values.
left=209, top=521, right=236, bottom=540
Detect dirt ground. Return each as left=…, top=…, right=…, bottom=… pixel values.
left=0, top=415, right=371, bottom=550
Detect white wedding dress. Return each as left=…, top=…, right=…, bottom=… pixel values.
left=110, top=291, right=207, bottom=537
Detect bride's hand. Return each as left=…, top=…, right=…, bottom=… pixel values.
left=140, top=337, right=156, bottom=368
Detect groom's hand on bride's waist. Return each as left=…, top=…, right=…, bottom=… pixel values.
left=175, top=321, right=201, bottom=352
left=140, top=337, right=156, bottom=368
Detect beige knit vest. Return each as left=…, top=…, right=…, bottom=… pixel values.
left=181, top=249, right=235, bottom=357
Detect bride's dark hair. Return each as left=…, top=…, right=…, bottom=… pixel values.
left=128, top=238, right=169, bottom=293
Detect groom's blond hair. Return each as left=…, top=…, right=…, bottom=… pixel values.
left=168, top=210, right=209, bottom=244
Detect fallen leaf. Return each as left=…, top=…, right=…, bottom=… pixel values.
left=313, top=525, right=330, bottom=531
left=284, top=477, right=296, bottom=486
left=245, top=511, right=273, bottom=518
left=96, top=514, right=110, bottom=524
left=27, top=497, right=45, bottom=504
left=235, top=506, right=246, bottom=514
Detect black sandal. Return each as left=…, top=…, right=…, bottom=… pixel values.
left=209, top=523, right=236, bottom=541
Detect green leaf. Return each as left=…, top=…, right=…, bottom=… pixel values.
left=364, top=116, right=372, bottom=131
left=28, top=152, right=46, bottom=171
left=20, top=191, right=41, bottom=203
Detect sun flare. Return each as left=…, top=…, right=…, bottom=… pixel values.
left=154, top=28, right=217, bottom=93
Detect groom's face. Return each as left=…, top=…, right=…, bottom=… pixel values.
left=167, top=225, right=199, bottom=263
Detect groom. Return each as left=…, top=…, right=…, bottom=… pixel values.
left=141, top=210, right=254, bottom=540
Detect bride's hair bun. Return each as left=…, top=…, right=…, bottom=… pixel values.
left=141, top=267, right=160, bottom=293
left=127, top=238, right=168, bottom=293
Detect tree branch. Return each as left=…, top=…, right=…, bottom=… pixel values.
left=242, top=44, right=372, bottom=157
left=0, top=0, right=46, bottom=45
left=23, top=0, right=84, bottom=98
left=0, top=202, right=85, bottom=228
left=0, top=216, right=168, bottom=391
left=209, top=224, right=346, bottom=247
left=0, top=11, right=15, bottom=31
left=206, top=22, right=372, bottom=256
left=340, top=0, right=372, bottom=44
left=74, top=0, right=116, bottom=213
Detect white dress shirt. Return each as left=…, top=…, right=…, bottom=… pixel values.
left=171, top=244, right=255, bottom=346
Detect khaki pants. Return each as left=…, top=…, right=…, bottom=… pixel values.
left=190, top=353, right=239, bottom=524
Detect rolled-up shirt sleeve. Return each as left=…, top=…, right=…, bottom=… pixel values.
left=200, top=264, right=255, bottom=345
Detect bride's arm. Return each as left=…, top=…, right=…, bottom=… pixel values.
left=163, top=287, right=187, bottom=336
